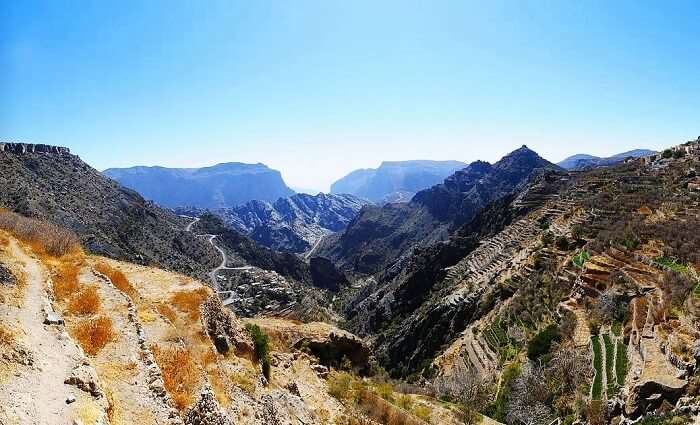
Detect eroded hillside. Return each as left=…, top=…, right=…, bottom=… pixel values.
left=0, top=213, right=467, bottom=425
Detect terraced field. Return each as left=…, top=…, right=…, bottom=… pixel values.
left=591, top=336, right=603, bottom=400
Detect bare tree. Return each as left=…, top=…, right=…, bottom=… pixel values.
left=431, top=359, right=491, bottom=425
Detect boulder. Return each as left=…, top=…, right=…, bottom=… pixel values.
left=64, top=363, right=103, bottom=398
left=625, top=378, right=686, bottom=417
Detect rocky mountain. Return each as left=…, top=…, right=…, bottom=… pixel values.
left=558, top=148, right=656, bottom=170
left=207, top=193, right=369, bottom=253
left=331, top=160, right=466, bottom=203
left=0, top=143, right=345, bottom=294
left=103, top=162, right=294, bottom=208
left=316, top=146, right=562, bottom=276
left=0, top=142, right=218, bottom=279
left=346, top=138, right=700, bottom=424
left=193, top=212, right=350, bottom=292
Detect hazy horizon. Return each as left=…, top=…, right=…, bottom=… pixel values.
left=2, top=1, right=699, bottom=191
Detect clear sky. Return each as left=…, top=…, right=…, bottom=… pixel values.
left=2, top=1, right=699, bottom=192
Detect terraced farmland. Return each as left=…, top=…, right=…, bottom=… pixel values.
left=591, top=336, right=603, bottom=400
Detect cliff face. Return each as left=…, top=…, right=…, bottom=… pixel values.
left=0, top=142, right=71, bottom=154
left=330, top=160, right=466, bottom=203
left=214, top=193, right=369, bottom=253
left=103, top=162, right=295, bottom=208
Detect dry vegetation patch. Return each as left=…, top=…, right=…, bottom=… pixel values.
left=0, top=210, right=81, bottom=258
left=170, top=288, right=210, bottom=320
left=94, top=262, right=137, bottom=299
left=152, top=344, right=201, bottom=411
left=67, top=286, right=101, bottom=316
left=52, top=261, right=82, bottom=301
left=73, top=316, right=115, bottom=356
left=156, top=304, right=177, bottom=323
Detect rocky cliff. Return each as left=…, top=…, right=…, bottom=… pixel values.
left=103, top=162, right=294, bottom=208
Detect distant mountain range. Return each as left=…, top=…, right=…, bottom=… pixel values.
left=557, top=149, right=656, bottom=170
left=331, top=160, right=467, bottom=203
left=176, top=193, right=370, bottom=253
left=103, top=162, right=294, bottom=208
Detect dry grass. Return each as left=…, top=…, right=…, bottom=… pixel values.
left=152, top=344, right=200, bottom=411
left=0, top=210, right=81, bottom=258
left=94, top=262, right=137, bottom=299
left=67, top=286, right=101, bottom=316
left=0, top=323, right=14, bottom=346
left=73, top=316, right=114, bottom=356
left=0, top=232, right=9, bottom=247
left=52, top=261, right=81, bottom=301
left=170, top=288, right=209, bottom=320
left=156, top=304, right=177, bottom=323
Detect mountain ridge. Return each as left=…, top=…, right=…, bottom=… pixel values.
left=104, top=162, right=295, bottom=208
left=316, top=145, right=562, bottom=276
left=331, top=159, right=467, bottom=203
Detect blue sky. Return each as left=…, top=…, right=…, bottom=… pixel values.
left=2, top=1, right=699, bottom=191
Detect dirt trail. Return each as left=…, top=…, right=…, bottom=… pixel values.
left=0, top=240, right=104, bottom=424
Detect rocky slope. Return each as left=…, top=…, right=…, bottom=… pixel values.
left=316, top=146, right=562, bottom=276
left=104, top=162, right=294, bottom=208
left=557, top=149, right=656, bottom=170
left=331, top=160, right=466, bottom=203
left=349, top=138, right=700, bottom=424
left=0, top=142, right=218, bottom=280
left=0, top=225, right=466, bottom=425
left=0, top=143, right=343, bottom=295
left=203, top=193, right=369, bottom=253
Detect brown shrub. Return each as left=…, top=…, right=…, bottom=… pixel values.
left=0, top=210, right=81, bottom=257
left=93, top=262, right=137, bottom=299
left=171, top=288, right=209, bottom=320
left=156, top=304, right=177, bottom=323
left=0, top=323, right=14, bottom=346
left=53, top=262, right=81, bottom=301
left=0, top=232, right=9, bottom=247
left=73, top=316, right=114, bottom=355
left=67, top=286, right=101, bottom=316
left=152, top=345, right=200, bottom=411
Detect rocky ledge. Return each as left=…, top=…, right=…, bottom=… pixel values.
left=0, top=142, right=71, bottom=155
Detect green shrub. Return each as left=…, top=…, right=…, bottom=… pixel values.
left=591, top=336, right=603, bottom=400
left=327, top=372, right=352, bottom=399
left=245, top=323, right=271, bottom=381
left=662, top=149, right=673, bottom=159
left=572, top=250, right=590, bottom=268
left=555, top=236, right=570, bottom=251
left=615, top=341, right=627, bottom=386
left=527, top=324, right=561, bottom=360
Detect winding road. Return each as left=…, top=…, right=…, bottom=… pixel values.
left=181, top=215, right=252, bottom=305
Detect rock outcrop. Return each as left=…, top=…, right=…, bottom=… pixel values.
left=0, top=142, right=71, bottom=155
